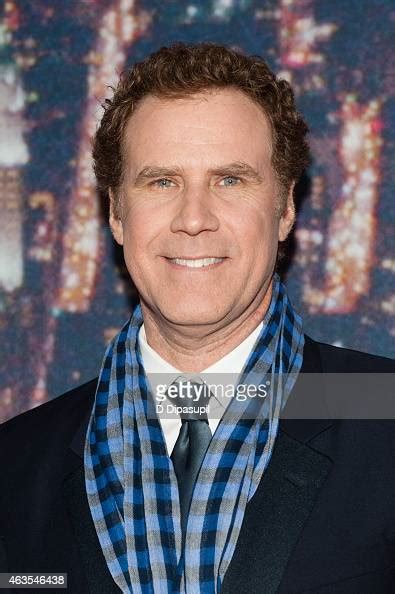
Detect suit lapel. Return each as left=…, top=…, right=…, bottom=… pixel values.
left=63, top=465, right=121, bottom=593
left=222, top=335, right=336, bottom=593
left=65, top=404, right=121, bottom=592
left=221, top=429, right=333, bottom=594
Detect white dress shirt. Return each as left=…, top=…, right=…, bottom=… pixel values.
left=138, top=322, right=263, bottom=455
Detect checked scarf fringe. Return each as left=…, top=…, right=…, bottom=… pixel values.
left=84, top=273, right=304, bottom=593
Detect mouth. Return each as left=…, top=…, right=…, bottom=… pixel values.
left=164, top=256, right=226, bottom=269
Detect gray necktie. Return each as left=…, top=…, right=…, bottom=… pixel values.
left=169, top=378, right=213, bottom=543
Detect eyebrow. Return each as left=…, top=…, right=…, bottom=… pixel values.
left=133, top=161, right=264, bottom=186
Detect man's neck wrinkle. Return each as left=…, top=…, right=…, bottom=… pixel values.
left=141, top=291, right=271, bottom=372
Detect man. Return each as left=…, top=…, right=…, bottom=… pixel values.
left=0, top=42, right=394, bottom=594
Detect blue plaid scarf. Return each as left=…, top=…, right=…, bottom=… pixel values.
left=84, top=273, right=304, bottom=593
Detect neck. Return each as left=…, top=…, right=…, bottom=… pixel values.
left=140, top=281, right=273, bottom=372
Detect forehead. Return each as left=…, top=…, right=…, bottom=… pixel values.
left=123, top=88, right=273, bottom=170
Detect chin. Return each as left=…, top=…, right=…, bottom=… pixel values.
left=159, top=300, right=228, bottom=327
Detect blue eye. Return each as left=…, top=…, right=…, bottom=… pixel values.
left=221, top=176, right=240, bottom=187
left=154, top=178, right=174, bottom=189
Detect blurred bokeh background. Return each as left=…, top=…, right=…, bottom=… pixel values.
left=0, top=0, right=394, bottom=422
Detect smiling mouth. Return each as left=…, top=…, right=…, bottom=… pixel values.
left=166, top=257, right=226, bottom=269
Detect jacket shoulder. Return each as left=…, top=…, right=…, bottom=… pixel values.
left=0, top=379, right=97, bottom=454
left=304, top=334, right=395, bottom=372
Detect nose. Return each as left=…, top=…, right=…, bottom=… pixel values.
left=170, top=186, right=220, bottom=236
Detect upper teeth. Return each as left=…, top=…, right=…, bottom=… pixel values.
left=170, top=257, right=224, bottom=268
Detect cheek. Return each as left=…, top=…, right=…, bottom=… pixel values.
left=237, top=212, right=278, bottom=255
left=121, top=214, right=171, bottom=293
left=122, top=209, right=159, bottom=254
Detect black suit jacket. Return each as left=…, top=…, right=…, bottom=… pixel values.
left=0, top=335, right=395, bottom=593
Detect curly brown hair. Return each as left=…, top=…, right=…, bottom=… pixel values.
left=93, top=42, right=309, bottom=220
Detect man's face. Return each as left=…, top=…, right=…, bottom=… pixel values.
left=110, top=88, right=295, bottom=329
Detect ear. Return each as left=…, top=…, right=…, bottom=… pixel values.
left=109, top=189, right=124, bottom=246
left=278, top=183, right=296, bottom=242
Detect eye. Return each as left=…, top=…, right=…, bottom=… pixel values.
left=152, top=178, right=175, bottom=189
left=219, top=176, right=241, bottom=187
